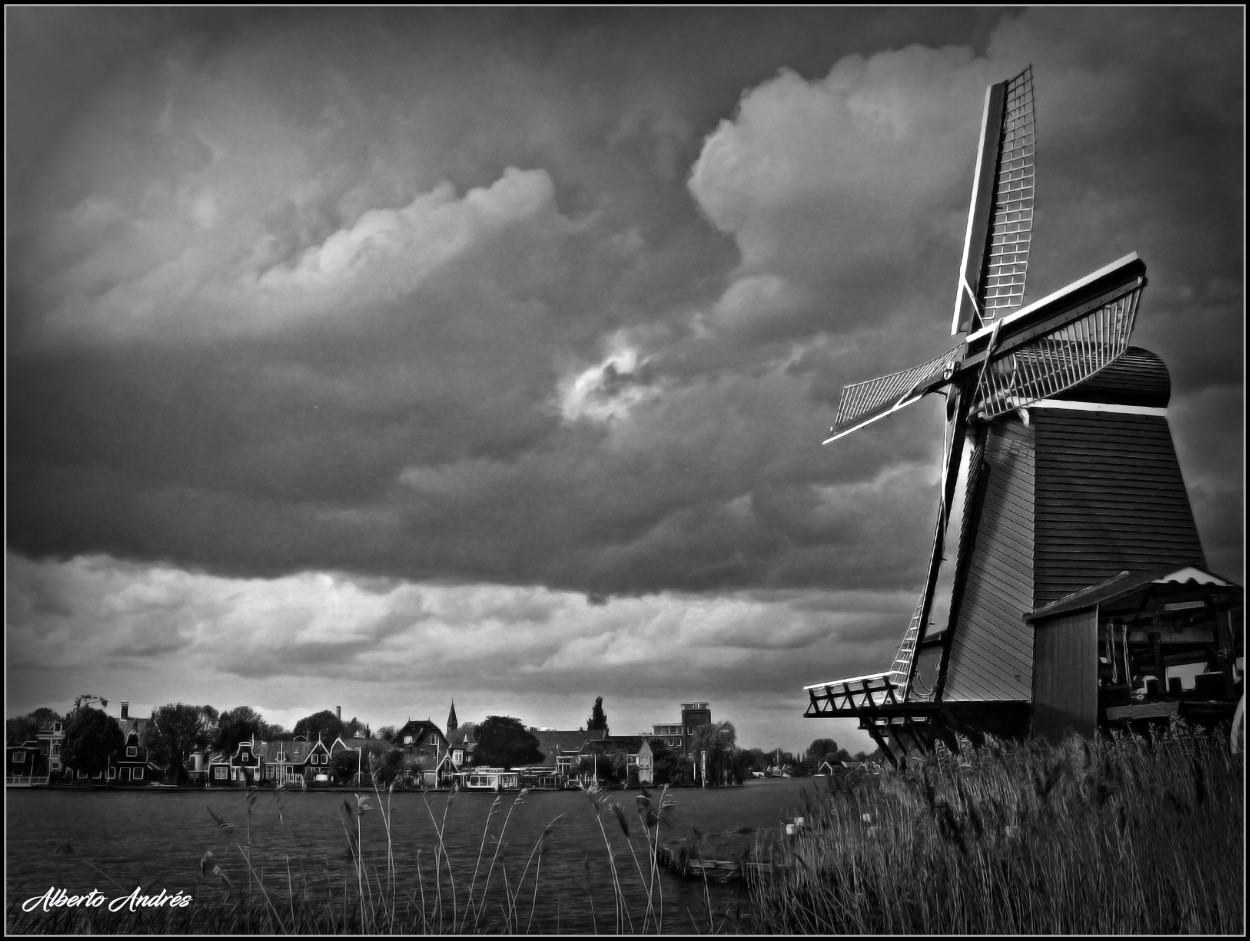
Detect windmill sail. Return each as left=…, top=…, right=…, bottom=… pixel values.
left=970, top=264, right=1144, bottom=419
left=828, top=66, right=1037, bottom=445
left=954, top=66, right=1036, bottom=336
left=825, top=346, right=962, bottom=443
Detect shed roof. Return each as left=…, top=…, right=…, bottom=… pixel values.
left=1026, top=565, right=1242, bottom=622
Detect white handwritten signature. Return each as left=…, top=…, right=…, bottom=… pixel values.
left=22, top=886, right=194, bottom=913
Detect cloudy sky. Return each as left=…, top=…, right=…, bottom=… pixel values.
left=6, top=8, right=1243, bottom=755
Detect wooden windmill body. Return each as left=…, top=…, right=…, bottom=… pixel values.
left=804, top=69, right=1243, bottom=758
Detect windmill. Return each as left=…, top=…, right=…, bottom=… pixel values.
left=804, top=67, right=1241, bottom=758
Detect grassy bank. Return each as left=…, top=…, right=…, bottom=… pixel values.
left=748, top=721, right=1244, bottom=934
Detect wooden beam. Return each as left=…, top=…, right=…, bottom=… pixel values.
left=1105, top=701, right=1179, bottom=721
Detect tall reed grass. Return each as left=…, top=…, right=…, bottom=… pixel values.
left=749, top=720, right=1244, bottom=935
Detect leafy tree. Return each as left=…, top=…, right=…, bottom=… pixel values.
left=6, top=707, right=63, bottom=744
left=263, top=722, right=292, bottom=739
left=474, top=716, right=541, bottom=769
left=584, top=741, right=635, bottom=784
left=649, top=740, right=679, bottom=784
left=144, top=704, right=213, bottom=783
left=213, top=706, right=265, bottom=753
left=331, top=748, right=364, bottom=784
left=402, top=754, right=426, bottom=785
left=449, top=721, right=477, bottom=744
left=366, top=746, right=404, bottom=786
left=62, top=706, right=124, bottom=778
left=806, top=738, right=839, bottom=763
left=377, top=725, right=398, bottom=743
left=331, top=743, right=402, bottom=784
left=743, top=747, right=768, bottom=773
left=665, top=754, right=696, bottom=786
left=690, top=721, right=742, bottom=786
left=587, top=696, right=609, bottom=733
left=293, top=710, right=344, bottom=744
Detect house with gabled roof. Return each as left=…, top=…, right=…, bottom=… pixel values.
left=7, top=718, right=65, bottom=785
left=304, top=735, right=334, bottom=782
left=394, top=719, right=448, bottom=753
left=390, top=719, right=451, bottom=781
left=6, top=737, right=49, bottom=785
left=526, top=729, right=607, bottom=783
left=110, top=721, right=151, bottom=785
left=207, top=737, right=265, bottom=786
left=256, top=738, right=315, bottom=786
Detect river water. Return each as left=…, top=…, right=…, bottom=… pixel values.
left=6, top=778, right=820, bottom=933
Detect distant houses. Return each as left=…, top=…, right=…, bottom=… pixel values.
left=6, top=700, right=159, bottom=787
left=4, top=720, right=63, bottom=787
left=8, top=699, right=712, bottom=790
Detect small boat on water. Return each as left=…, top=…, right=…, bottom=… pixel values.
left=657, top=843, right=782, bottom=883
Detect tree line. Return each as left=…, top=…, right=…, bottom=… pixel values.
left=9, top=695, right=876, bottom=784
left=7, top=699, right=374, bottom=783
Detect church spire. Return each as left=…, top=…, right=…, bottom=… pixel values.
left=446, top=699, right=458, bottom=737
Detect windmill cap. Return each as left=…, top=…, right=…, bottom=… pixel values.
left=1048, top=346, right=1170, bottom=408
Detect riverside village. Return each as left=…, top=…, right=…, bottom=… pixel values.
left=6, top=697, right=846, bottom=793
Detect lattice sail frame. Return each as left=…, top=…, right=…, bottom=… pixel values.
left=979, top=69, right=1036, bottom=320
left=828, top=346, right=962, bottom=441
left=972, top=285, right=1142, bottom=420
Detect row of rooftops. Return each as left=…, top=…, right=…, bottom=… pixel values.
left=10, top=698, right=717, bottom=761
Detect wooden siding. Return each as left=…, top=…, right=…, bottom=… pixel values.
left=1033, top=410, right=1205, bottom=608
left=1031, top=609, right=1099, bottom=741
left=1050, top=347, right=1170, bottom=408
left=942, top=418, right=1036, bottom=702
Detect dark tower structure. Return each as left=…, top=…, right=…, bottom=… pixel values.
left=680, top=701, right=711, bottom=755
